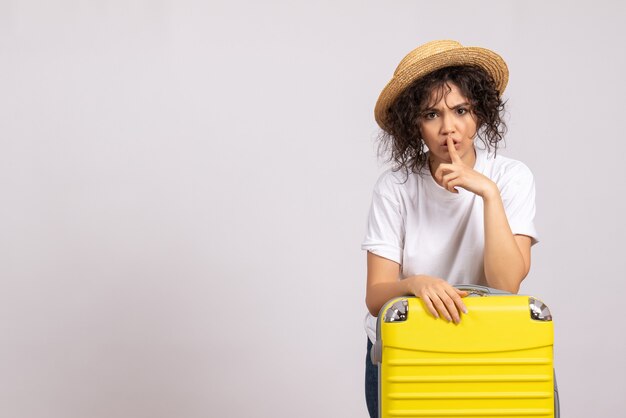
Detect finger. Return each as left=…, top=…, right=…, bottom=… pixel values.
left=446, top=178, right=460, bottom=194
left=420, top=295, right=440, bottom=319
left=447, top=137, right=463, bottom=164
left=438, top=292, right=462, bottom=324
left=430, top=294, right=453, bottom=322
left=442, top=172, right=460, bottom=194
left=434, top=163, right=454, bottom=183
left=447, top=289, right=469, bottom=316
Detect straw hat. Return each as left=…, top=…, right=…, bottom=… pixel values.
left=374, top=40, right=509, bottom=131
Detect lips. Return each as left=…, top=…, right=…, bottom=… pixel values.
left=441, top=139, right=461, bottom=147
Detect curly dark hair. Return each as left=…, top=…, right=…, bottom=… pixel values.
left=378, top=65, right=507, bottom=176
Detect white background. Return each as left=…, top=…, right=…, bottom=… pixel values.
left=1, top=1, right=625, bottom=417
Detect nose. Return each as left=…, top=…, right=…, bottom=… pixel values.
left=440, top=113, right=456, bottom=135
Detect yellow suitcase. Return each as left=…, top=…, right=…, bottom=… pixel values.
left=371, top=285, right=559, bottom=418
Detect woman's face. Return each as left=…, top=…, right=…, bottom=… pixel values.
left=418, top=82, right=478, bottom=169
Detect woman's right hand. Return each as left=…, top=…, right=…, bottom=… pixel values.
left=405, top=275, right=468, bottom=323
left=366, top=252, right=469, bottom=320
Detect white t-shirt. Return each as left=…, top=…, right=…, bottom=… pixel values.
left=362, top=146, right=538, bottom=343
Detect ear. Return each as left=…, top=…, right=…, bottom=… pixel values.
left=469, top=126, right=480, bottom=140
left=471, top=115, right=482, bottom=139
left=414, top=126, right=425, bottom=145
left=471, top=109, right=481, bottom=124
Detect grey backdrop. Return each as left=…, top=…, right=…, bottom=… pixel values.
left=1, top=1, right=625, bottom=417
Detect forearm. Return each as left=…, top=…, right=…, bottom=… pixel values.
left=482, top=189, right=528, bottom=293
left=366, top=279, right=411, bottom=316
left=367, top=273, right=468, bottom=323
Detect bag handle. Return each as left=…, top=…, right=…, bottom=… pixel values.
left=454, top=284, right=512, bottom=296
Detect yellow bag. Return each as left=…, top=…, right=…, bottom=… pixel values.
left=371, top=285, right=558, bottom=418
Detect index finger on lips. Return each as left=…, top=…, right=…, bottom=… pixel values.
left=447, top=137, right=463, bottom=164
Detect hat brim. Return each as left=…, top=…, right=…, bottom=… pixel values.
left=374, top=47, right=508, bottom=132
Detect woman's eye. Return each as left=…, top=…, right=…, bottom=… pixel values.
left=423, top=112, right=437, bottom=120
left=456, top=108, right=469, bottom=115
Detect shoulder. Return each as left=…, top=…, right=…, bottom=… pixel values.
left=372, top=168, right=418, bottom=196
left=481, top=151, right=536, bottom=200
left=370, top=168, right=421, bottom=212
left=483, top=151, right=534, bottom=185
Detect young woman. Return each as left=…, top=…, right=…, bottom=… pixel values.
left=362, top=40, right=538, bottom=417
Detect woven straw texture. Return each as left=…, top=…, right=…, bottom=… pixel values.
left=374, top=40, right=508, bottom=131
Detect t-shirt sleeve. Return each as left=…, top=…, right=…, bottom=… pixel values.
left=361, top=175, right=405, bottom=265
left=498, top=163, right=539, bottom=245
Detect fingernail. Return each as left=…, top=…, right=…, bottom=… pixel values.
left=462, top=307, right=468, bottom=314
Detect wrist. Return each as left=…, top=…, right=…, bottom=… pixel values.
left=480, top=181, right=500, bottom=201
left=401, top=276, right=413, bottom=294
left=405, top=274, right=425, bottom=294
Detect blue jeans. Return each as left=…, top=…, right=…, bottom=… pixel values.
left=365, top=339, right=378, bottom=418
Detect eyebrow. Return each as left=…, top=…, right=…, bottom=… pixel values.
left=422, top=102, right=471, bottom=112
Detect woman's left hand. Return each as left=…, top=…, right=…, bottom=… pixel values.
left=434, top=138, right=498, bottom=198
